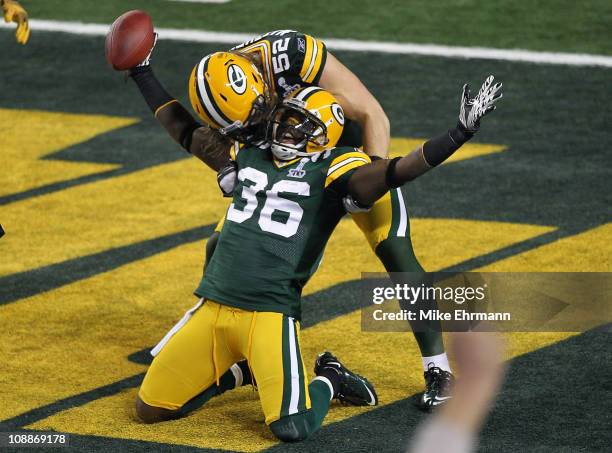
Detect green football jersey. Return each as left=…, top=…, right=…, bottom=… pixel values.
left=195, top=146, right=371, bottom=319
left=230, top=30, right=327, bottom=98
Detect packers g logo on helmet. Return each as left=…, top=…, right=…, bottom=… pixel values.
left=189, top=52, right=267, bottom=141
left=268, top=87, right=345, bottom=161
left=227, top=64, right=247, bottom=94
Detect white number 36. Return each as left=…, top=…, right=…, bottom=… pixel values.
left=226, top=167, right=310, bottom=238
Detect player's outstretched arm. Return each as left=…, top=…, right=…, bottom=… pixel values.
left=2, top=0, right=30, bottom=44
left=319, top=52, right=390, bottom=159
left=123, top=38, right=232, bottom=171
left=348, top=76, right=502, bottom=207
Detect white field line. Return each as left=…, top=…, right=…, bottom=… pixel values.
left=2, top=19, right=611, bottom=68
left=167, top=0, right=231, bottom=3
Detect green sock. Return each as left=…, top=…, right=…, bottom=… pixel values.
left=375, top=237, right=446, bottom=357
left=269, top=380, right=332, bottom=441
left=177, top=363, right=248, bottom=416
left=307, top=379, right=333, bottom=429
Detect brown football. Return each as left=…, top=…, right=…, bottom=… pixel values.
left=105, top=10, right=154, bottom=71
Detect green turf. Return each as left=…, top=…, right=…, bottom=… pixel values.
left=25, top=0, right=612, bottom=55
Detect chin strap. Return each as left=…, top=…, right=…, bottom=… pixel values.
left=271, top=143, right=301, bottom=161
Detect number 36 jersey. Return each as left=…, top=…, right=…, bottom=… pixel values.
left=195, top=147, right=371, bottom=320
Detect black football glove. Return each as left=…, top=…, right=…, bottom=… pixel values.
left=217, top=160, right=238, bottom=197
left=459, top=75, right=503, bottom=133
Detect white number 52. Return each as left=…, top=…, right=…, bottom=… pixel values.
left=272, top=38, right=290, bottom=74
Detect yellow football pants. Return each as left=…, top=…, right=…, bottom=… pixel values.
left=139, top=300, right=311, bottom=425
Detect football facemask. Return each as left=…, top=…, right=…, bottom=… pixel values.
left=268, top=100, right=329, bottom=160
left=219, top=94, right=269, bottom=144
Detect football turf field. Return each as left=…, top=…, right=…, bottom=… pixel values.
left=1, top=1, right=611, bottom=452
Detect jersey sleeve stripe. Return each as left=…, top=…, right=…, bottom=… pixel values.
left=325, top=158, right=370, bottom=187
left=299, top=35, right=316, bottom=82
left=327, top=152, right=371, bottom=175
left=303, top=38, right=319, bottom=83
left=303, top=38, right=326, bottom=84
left=327, top=156, right=370, bottom=176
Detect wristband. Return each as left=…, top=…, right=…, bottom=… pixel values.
left=422, top=122, right=474, bottom=167
left=179, top=121, right=201, bottom=152
left=385, top=157, right=403, bottom=189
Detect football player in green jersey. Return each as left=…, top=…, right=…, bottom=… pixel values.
left=124, top=28, right=498, bottom=409
left=135, top=74, right=502, bottom=440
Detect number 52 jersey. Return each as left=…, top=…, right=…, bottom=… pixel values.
left=231, top=30, right=327, bottom=98
left=195, top=147, right=371, bottom=320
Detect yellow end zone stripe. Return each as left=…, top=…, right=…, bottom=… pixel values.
left=387, top=137, right=507, bottom=165
left=0, top=109, right=133, bottom=198
left=1, top=217, right=553, bottom=422
left=0, top=155, right=228, bottom=277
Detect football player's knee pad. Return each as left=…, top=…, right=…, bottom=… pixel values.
left=269, top=413, right=312, bottom=443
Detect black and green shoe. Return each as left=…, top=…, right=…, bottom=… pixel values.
left=314, top=352, right=378, bottom=406
left=414, top=365, right=454, bottom=411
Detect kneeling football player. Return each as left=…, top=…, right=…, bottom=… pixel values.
left=125, top=29, right=461, bottom=404
left=135, top=68, right=501, bottom=440
left=126, top=43, right=501, bottom=409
